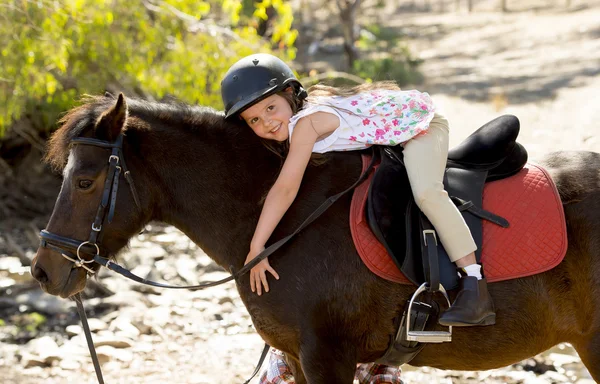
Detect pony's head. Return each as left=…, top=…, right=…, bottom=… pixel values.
left=31, top=94, right=145, bottom=297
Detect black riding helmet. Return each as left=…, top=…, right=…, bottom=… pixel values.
left=221, top=53, right=307, bottom=119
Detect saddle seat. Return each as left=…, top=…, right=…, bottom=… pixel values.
left=447, top=114, right=528, bottom=179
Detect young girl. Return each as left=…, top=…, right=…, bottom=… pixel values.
left=220, top=53, right=495, bottom=328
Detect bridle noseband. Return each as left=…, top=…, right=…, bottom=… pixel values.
left=39, top=134, right=141, bottom=274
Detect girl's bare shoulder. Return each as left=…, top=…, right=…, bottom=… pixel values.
left=295, top=111, right=340, bottom=137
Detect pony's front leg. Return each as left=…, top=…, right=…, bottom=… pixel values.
left=284, top=352, right=307, bottom=384
left=299, top=336, right=357, bottom=384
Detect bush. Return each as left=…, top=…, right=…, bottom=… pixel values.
left=0, top=0, right=297, bottom=137
left=352, top=24, right=424, bottom=86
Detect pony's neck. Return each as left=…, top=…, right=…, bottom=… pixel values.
left=132, top=114, right=280, bottom=270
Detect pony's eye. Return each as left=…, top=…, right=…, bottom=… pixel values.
left=78, top=180, right=93, bottom=190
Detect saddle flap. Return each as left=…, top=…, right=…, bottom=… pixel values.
left=366, top=147, right=416, bottom=280
left=366, top=147, right=468, bottom=288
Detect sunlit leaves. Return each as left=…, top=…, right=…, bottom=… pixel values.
left=0, top=0, right=297, bottom=136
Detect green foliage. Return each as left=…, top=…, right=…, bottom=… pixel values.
left=4, top=312, right=47, bottom=333
left=23, top=312, right=47, bottom=332
left=353, top=24, right=423, bottom=86
left=0, top=0, right=298, bottom=137
left=352, top=56, right=423, bottom=86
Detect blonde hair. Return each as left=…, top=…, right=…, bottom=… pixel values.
left=307, top=80, right=401, bottom=98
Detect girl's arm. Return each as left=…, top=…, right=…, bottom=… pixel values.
left=249, top=117, right=320, bottom=252
left=246, top=114, right=336, bottom=295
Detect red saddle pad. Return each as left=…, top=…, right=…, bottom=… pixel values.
left=350, top=157, right=567, bottom=285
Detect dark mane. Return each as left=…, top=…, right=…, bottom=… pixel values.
left=45, top=95, right=229, bottom=171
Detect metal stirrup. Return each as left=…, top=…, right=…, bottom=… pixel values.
left=406, top=282, right=453, bottom=343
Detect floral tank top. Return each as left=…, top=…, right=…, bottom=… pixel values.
left=288, top=89, right=436, bottom=153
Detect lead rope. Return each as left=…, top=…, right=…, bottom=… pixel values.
left=243, top=343, right=271, bottom=384
left=76, top=291, right=269, bottom=384
left=74, top=293, right=105, bottom=384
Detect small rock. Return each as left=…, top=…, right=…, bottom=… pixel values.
left=132, top=341, right=153, bottom=353
left=176, top=256, right=199, bottom=284
left=218, top=296, right=234, bottom=305
left=110, top=316, right=141, bottom=337
left=144, top=306, right=170, bottom=328
left=152, top=233, right=182, bottom=244
left=87, top=318, right=108, bottom=332
left=22, top=352, right=49, bottom=368
left=129, top=265, right=153, bottom=279
left=548, top=352, right=581, bottom=366
left=100, top=290, right=145, bottom=309
left=540, top=370, right=570, bottom=382
left=15, top=290, right=73, bottom=315
left=93, top=336, right=134, bottom=349
left=0, top=257, right=22, bottom=271
left=65, top=325, right=82, bottom=337
left=58, top=359, right=81, bottom=370
left=23, top=336, right=61, bottom=366
left=95, top=345, right=134, bottom=363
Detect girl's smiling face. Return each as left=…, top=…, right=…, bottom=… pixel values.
left=240, top=90, right=294, bottom=142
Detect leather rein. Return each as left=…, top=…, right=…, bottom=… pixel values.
left=38, top=133, right=377, bottom=384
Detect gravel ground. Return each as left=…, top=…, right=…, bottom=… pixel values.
left=1, top=1, right=599, bottom=383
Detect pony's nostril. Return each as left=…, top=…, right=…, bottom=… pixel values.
left=32, top=264, right=49, bottom=284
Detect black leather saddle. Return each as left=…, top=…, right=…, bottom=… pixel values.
left=366, top=114, right=528, bottom=291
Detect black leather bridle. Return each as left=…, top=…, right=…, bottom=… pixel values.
left=39, top=134, right=141, bottom=275
left=37, top=133, right=377, bottom=383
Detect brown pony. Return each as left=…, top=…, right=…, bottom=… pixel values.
left=31, top=94, right=600, bottom=383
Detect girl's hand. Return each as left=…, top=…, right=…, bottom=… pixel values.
left=245, top=249, right=280, bottom=295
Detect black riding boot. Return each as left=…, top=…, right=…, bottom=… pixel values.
left=438, top=269, right=496, bottom=327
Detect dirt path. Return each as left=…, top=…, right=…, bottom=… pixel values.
left=1, top=2, right=600, bottom=383
left=399, top=2, right=600, bottom=156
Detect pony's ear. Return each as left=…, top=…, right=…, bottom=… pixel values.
left=95, top=93, right=128, bottom=141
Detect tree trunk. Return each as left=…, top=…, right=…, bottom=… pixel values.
left=257, top=5, right=277, bottom=38
left=336, top=0, right=362, bottom=70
